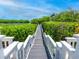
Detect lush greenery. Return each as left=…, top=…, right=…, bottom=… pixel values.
left=0, top=9, right=79, bottom=42
left=50, top=10, right=79, bottom=22
left=31, top=10, right=79, bottom=24
left=0, top=24, right=37, bottom=42
left=0, top=19, right=29, bottom=23
left=42, top=22, right=78, bottom=41
left=30, top=10, right=79, bottom=41
left=31, top=16, right=50, bottom=24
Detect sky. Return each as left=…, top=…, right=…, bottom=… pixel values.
left=0, top=0, right=79, bottom=20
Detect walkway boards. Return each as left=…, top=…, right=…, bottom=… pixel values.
left=27, top=25, right=48, bottom=59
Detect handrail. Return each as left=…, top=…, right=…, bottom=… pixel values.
left=23, top=35, right=32, bottom=48
left=0, top=35, right=5, bottom=40
left=4, top=41, right=18, bottom=58
left=23, top=35, right=34, bottom=59
left=61, top=41, right=75, bottom=52
left=17, top=42, right=23, bottom=59
left=56, top=42, right=62, bottom=48
left=1, top=25, right=79, bottom=59
left=47, top=35, right=57, bottom=48
left=18, top=42, right=23, bottom=50
left=61, top=41, right=75, bottom=59
left=43, top=33, right=57, bottom=59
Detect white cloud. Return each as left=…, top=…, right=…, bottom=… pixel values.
left=0, top=0, right=18, bottom=7
left=0, top=0, right=61, bottom=19
left=0, top=0, right=53, bottom=13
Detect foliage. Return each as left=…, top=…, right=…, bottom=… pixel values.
left=31, top=18, right=39, bottom=24
left=0, top=24, right=37, bottom=42
left=31, top=10, right=79, bottom=24
left=42, top=22, right=78, bottom=41
left=31, top=16, right=50, bottom=24
left=50, top=10, right=79, bottom=22
left=75, top=24, right=79, bottom=33
left=0, top=9, right=79, bottom=42
left=0, top=19, right=29, bottom=23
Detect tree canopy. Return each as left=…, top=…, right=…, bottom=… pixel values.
left=50, top=10, right=79, bottom=22
left=31, top=10, right=79, bottom=24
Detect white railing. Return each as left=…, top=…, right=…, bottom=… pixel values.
left=43, top=33, right=78, bottom=59
left=56, top=42, right=62, bottom=59
left=60, top=41, right=75, bottom=59
left=43, top=33, right=57, bottom=59
left=23, top=35, right=34, bottom=59
left=73, top=34, right=79, bottom=59
left=1, top=33, right=79, bottom=59
left=0, top=25, right=39, bottom=59
left=17, top=42, right=23, bottom=59
left=4, top=41, right=19, bottom=59
left=0, top=35, right=34, bottom=59
left=0, top=35, right=5, bottom=59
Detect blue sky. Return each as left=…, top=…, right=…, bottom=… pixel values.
left=0, top=0, right=79, bottom=20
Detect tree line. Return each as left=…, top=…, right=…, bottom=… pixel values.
left=0, top=19, right=29, bottom=23
left=31, top=9, right=79, bottom=24
left=0, top=9, right=79, bottom=24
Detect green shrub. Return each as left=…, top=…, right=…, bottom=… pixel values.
left=0, top=24, right=37, bottom=42
left=0, top=19, right=29, bottom=23
left=42, top=22, right=78, bottom=41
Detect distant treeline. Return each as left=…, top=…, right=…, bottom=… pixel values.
left=0, top=9, right=79, bottom=24
left=0, top=19, right=29, bottom=23
left=31, top=9, right=79, bottom=24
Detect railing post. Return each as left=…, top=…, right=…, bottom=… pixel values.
left=17, top=42, right=23, bottom=59
left=65, top=37, right=77, bottom=48
left=56, top=42, right=62, bottom=59
left=61, top=41, right=75, bottom=59
left=23, top=35, right=34, bottom=59
left=60, top=42, right=65, bottom=59
left=0, top=35, right=5, bottom=59
left=73, top=34, right=79, bottom=59
left=0, top=42, right=5, bottom=59
left=15, top=43, right=19, bottom=59
left=68, top=51, right=75, bottom=59
left=12, top=42, right=19, bottom=59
